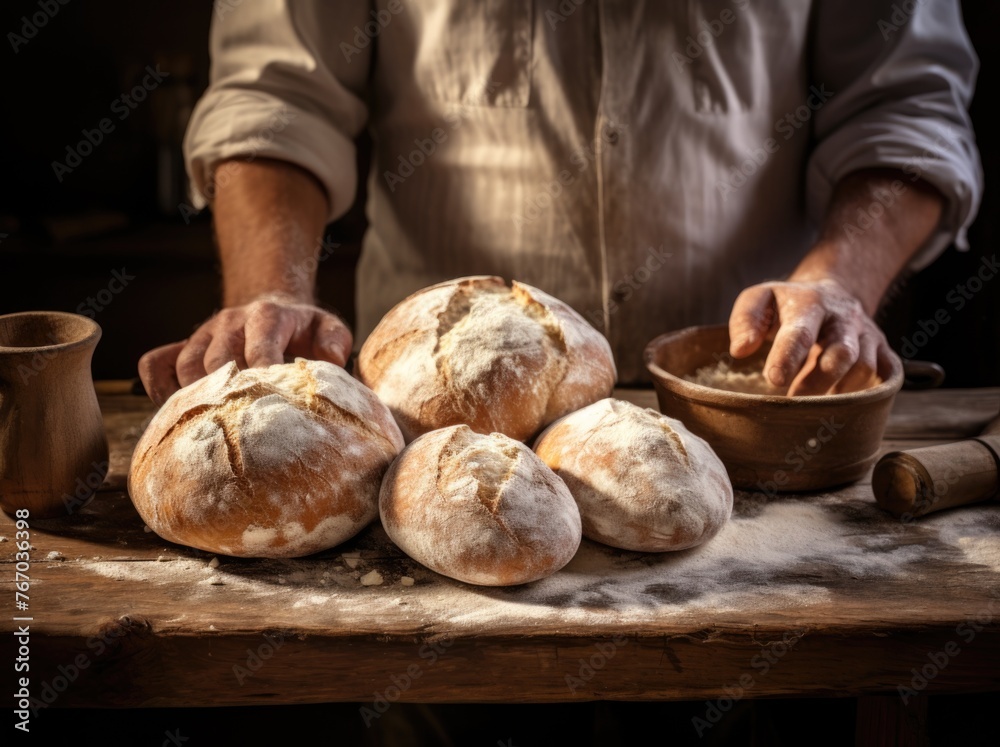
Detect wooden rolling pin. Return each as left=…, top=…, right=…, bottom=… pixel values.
left=872, top=412, right=1000, bottom=518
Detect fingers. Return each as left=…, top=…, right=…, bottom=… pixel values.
left=144, top=301, right=353, bottom=404
left=244, top=301, right=298, bottom=368
left=729, top=285, right=776, bottom=358
left=831, top=332, right=879, bottom=394
left=311, top=313, right=353, bottom=366
left=203, top=311, right=249, bottom=373
left=763, top=301, right=825, bottom=389
left=175, top=327, right=214, bottom=388
left=787, top=320, right=860, bottom=396
left=138, top=340, right=186, bottom=406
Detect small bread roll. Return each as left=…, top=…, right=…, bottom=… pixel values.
left=534, top=399, right=733, bottom=552
left=379, top=425, right=582, bottom=585
left=128, top=359, right=404, bottom=558
left=357, top=276, right=616, bottom=442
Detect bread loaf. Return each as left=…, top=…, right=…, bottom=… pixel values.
left=357, top=276, right=616, bottom=442
left=534, top=399, right=733, bottom=552
left=379, top=425, right=582, bottom=585
left=128, top=359, right=404, bottom=558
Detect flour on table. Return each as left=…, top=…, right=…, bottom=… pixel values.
left=79, top=496, right=999, bottom=632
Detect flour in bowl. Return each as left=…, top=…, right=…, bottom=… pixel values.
left=683, top=359, right=787, bottom=396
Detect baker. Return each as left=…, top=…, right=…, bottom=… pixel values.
left=138, top=0, right=982, bottom=404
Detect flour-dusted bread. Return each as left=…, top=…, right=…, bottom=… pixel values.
left=534, top=399, right=733, bottom=552
left=128, top=359, right=404, bottom=558
left=356, top=276, right=616, bottom=442
left=379, top=425, right=582, bottom=585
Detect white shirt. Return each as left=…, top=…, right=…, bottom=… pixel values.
left=185, top=0, right=982, bottom=382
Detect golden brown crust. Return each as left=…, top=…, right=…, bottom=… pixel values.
left=357, top=277, right=616, bottom=443
left=379, top=425, right=582, bottom=586
left=128, top=360, right=404, bottom=558
left=534, top=399, right=733, bottom=552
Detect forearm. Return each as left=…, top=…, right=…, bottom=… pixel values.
left=212, top=158, right=330, bottom=306
left=790, top=168, right=944, bottom=314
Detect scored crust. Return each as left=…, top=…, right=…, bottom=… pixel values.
left=128, top=359, right=404, bottom=558
left=379, top=425, right=582, bottom=585
left=534, top=398, right=734, bottom=552
left=357, top=276, right=616, bottom=442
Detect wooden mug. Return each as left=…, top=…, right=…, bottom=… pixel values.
left=0, top=311, right=108, bottom=518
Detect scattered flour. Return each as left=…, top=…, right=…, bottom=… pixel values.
left=78, top=496, right=999, bottom=633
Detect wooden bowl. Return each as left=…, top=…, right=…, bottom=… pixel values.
left=643, top=325, right=904, bottom=492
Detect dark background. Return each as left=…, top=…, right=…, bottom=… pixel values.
left=0, top=1, right=997, bottom=744
left=0, top=0, right=998, bottom=386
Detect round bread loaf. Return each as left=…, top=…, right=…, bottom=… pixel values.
left=379, top=425, right=582, bottom=585
left=128, top=359, right=404, bottom=558
left=533, top=399, right=733, bottom=552
left=356, top=276, right=616, bottom=443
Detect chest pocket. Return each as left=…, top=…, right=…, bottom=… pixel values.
left=683, top=0, right=800, bottom=114
left=412, top=0, right=533, bottom=108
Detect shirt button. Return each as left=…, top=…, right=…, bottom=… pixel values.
left=610, top=287, right=628, bottom=302
left=606, top=129, right=620, bottom=145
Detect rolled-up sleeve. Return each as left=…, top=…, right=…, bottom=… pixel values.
left=807, top=0, right=983, bottom=267
left=184, top=1, right=371, bottom=222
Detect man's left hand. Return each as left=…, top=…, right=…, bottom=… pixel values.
left=728, top=277, right=893, bottom=396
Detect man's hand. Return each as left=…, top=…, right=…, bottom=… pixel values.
left=139, top=296, right=352, bottom=406
left=729, top=279, right=891, bottom=395
left=728, top=168, right=944, bottom=395
left=138, top=157, right=339, bottom=405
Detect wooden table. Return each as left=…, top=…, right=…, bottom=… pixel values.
left=3, top=384, right=999, bottom=730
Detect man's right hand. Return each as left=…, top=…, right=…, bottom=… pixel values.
left=139, top=295, right=353, bottom=406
